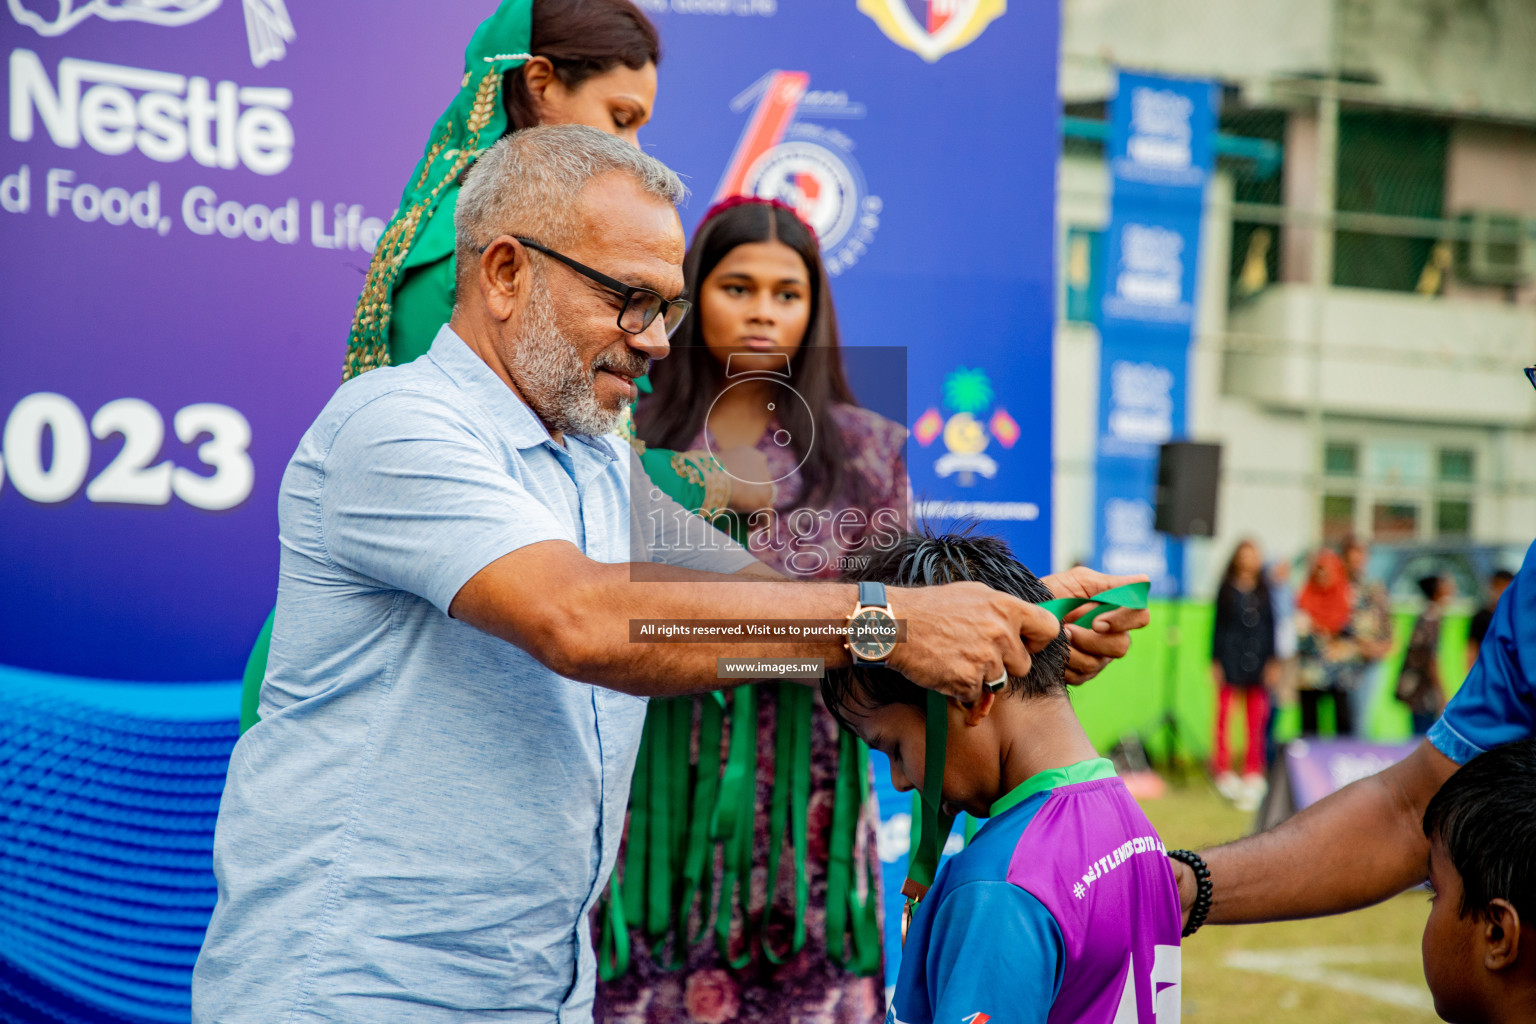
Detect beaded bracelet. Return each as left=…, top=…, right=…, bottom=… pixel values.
left=1167, top=849, right=1212, bottom=937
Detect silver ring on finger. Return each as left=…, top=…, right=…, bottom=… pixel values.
left=984, top=671, right=1009, bottom=693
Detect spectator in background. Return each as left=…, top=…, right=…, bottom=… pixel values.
left=1343, top=536, right=1395, bottom=738
left=1211, top=539, right=1277, bottom=811
left=1466, top=569, right=1515, bottom=673
left=1265, top=557, right=1298, bottom=766
left=1399, top=575, right=1454, bottom=735
left=1296, top=549, right=1356, bottom=737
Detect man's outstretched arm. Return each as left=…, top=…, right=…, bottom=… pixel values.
left=450, top=539, right=1061, bottom=703
left=1170, top=537, right=1533, bottom=926
left=1172, top=739, right=1458, bottom=924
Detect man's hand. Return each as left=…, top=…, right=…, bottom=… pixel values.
left=1040, top=567, right=1152, bottom=683
left=1171, top=856, right=1197, bottom=930
left=887, top=581, right=1062, bottom=703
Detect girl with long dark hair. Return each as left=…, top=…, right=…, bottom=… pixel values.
left=634, top=196, right=906, bottom=567
left=595, top=198, right=902, bottom=1023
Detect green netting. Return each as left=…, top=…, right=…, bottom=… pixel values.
left=1072, top=599, right=1473, bottom=762
left=1332, top=111, right=1448, bottom=292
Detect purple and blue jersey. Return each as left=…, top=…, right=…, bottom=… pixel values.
left=1429, top=538, right=1535, bottom=765
left=888, top=759, right=1182, bottom=1024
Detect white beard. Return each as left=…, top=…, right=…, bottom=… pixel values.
left=511, top=279, right=638, bottom=437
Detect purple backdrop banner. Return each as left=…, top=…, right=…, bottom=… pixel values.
left=1282, top=738, right=1417, bottom=811
left=2, top=0, right=1057, bottom=682
left=1, top=5, right=516, bottom=680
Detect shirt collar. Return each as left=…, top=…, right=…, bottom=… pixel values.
left=426, top=324, right=616, bottom=462
left=988, top=757, right=1117, bottom=818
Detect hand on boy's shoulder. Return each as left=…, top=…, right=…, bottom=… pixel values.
left=1039, top=568, right=1153, bottom=684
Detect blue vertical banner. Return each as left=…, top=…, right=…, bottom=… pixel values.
left=1093, top=70, right=1218, bottom=595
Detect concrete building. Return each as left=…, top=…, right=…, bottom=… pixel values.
left=1052, top=0, right=1536, bottom=599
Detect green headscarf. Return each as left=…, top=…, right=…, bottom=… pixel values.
left=343, top=0, right=534, bottom=381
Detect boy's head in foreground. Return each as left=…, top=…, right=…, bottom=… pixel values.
left=822, top=528, right=1074, bottom=819
left=1421, top=738, right=1536, bottom=1024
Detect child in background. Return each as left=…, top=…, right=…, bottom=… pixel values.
left=1420, top=738, right=1536, bottom=1024
left=822, top=530, right=1182, bottom=1024
left=1398, top=575, right=1453, bottom=735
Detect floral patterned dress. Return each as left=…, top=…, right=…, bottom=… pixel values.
left=594, top=403, right=907, bottom=1024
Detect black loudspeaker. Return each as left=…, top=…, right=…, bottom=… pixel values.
left=1154, top=442, right=1221, bottom=537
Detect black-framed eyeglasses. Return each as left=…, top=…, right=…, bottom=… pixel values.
left=1526, top=365, right=1536, bottom=392
left=513, top=237, right=692, bottom=337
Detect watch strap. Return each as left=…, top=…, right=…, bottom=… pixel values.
left=857, top=580, right=887, bottom=609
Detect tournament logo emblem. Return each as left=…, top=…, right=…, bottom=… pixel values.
left=714, top=70, right=882, bottom=276
left=912, top=367, right=1019, bottom=487
left=858, top=0, right=1005, bottom=62
left=744, top=141, right=860, bottom=260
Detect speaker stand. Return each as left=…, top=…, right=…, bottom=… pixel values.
left=1148, top=595, right=1203, bottom=783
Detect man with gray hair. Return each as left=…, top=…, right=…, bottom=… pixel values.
left=192, top=125, right=1065, bottom=1022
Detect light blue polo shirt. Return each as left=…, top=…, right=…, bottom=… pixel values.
left=193, top=326, right=753, bottom=1023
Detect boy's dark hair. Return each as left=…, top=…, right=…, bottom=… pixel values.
left=1418, top=575, right=1443, bottom=601
left=1492, top=569, right=1516, bottom=586
left=1422, top=738, right=1536, bottom=923
left=821, top=526, right=1071, bottom=731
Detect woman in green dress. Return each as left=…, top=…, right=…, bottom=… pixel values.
left=241, top=0, right=740, bottom=728
left=354, top=0, right=661, bottom=374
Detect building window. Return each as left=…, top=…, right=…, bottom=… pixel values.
left=1226, top=110, right=1285, bottom=303
left=1325, top=442, right=1359, bottom=477
left=1372, top=501, right=1420, bottom=542
left=1064, top=227, right=1101, bottom=324
left=1333, top=112, right=1448, bottom=293
left=1438, top=448, right=1475, bottom=482
left=1436, top=500, right=1472, bottom=537
left=1322, top=494, right=1356, bottom=543
left=1321, top=438, right=1479, bottom=546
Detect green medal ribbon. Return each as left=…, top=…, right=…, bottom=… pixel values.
left=826, top=730, right=882, bottom=972
left=761, top=683, right=812, bottom=963
left=712, top=685, right=757, bottom=968
left=597, top=871, right=630, bottom=981
left=899, top=581, right=1151, bottom=942
left=599, top=682, right=880, bottom=978
left=678, top=695, right=724, bottom=946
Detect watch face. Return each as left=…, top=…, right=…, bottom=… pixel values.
left=849, top=608, right=898, bottom=661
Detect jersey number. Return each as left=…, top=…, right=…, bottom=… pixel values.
left=1111, top=945, right=1181, bottom=1024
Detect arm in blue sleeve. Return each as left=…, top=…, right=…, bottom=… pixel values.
left=1430, top=539, right=1536, bottom=764
left=926, top=881, right=1063, bottom=1024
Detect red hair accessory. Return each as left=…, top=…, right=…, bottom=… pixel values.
left=698, top=194, right=817, bottom=239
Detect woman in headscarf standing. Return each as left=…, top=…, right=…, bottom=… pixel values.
left=241, top=0, right=755, bottom=728
left=344, top=0, right=663, bottom=377
left=1295, top=548, right=1357, bottom=736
